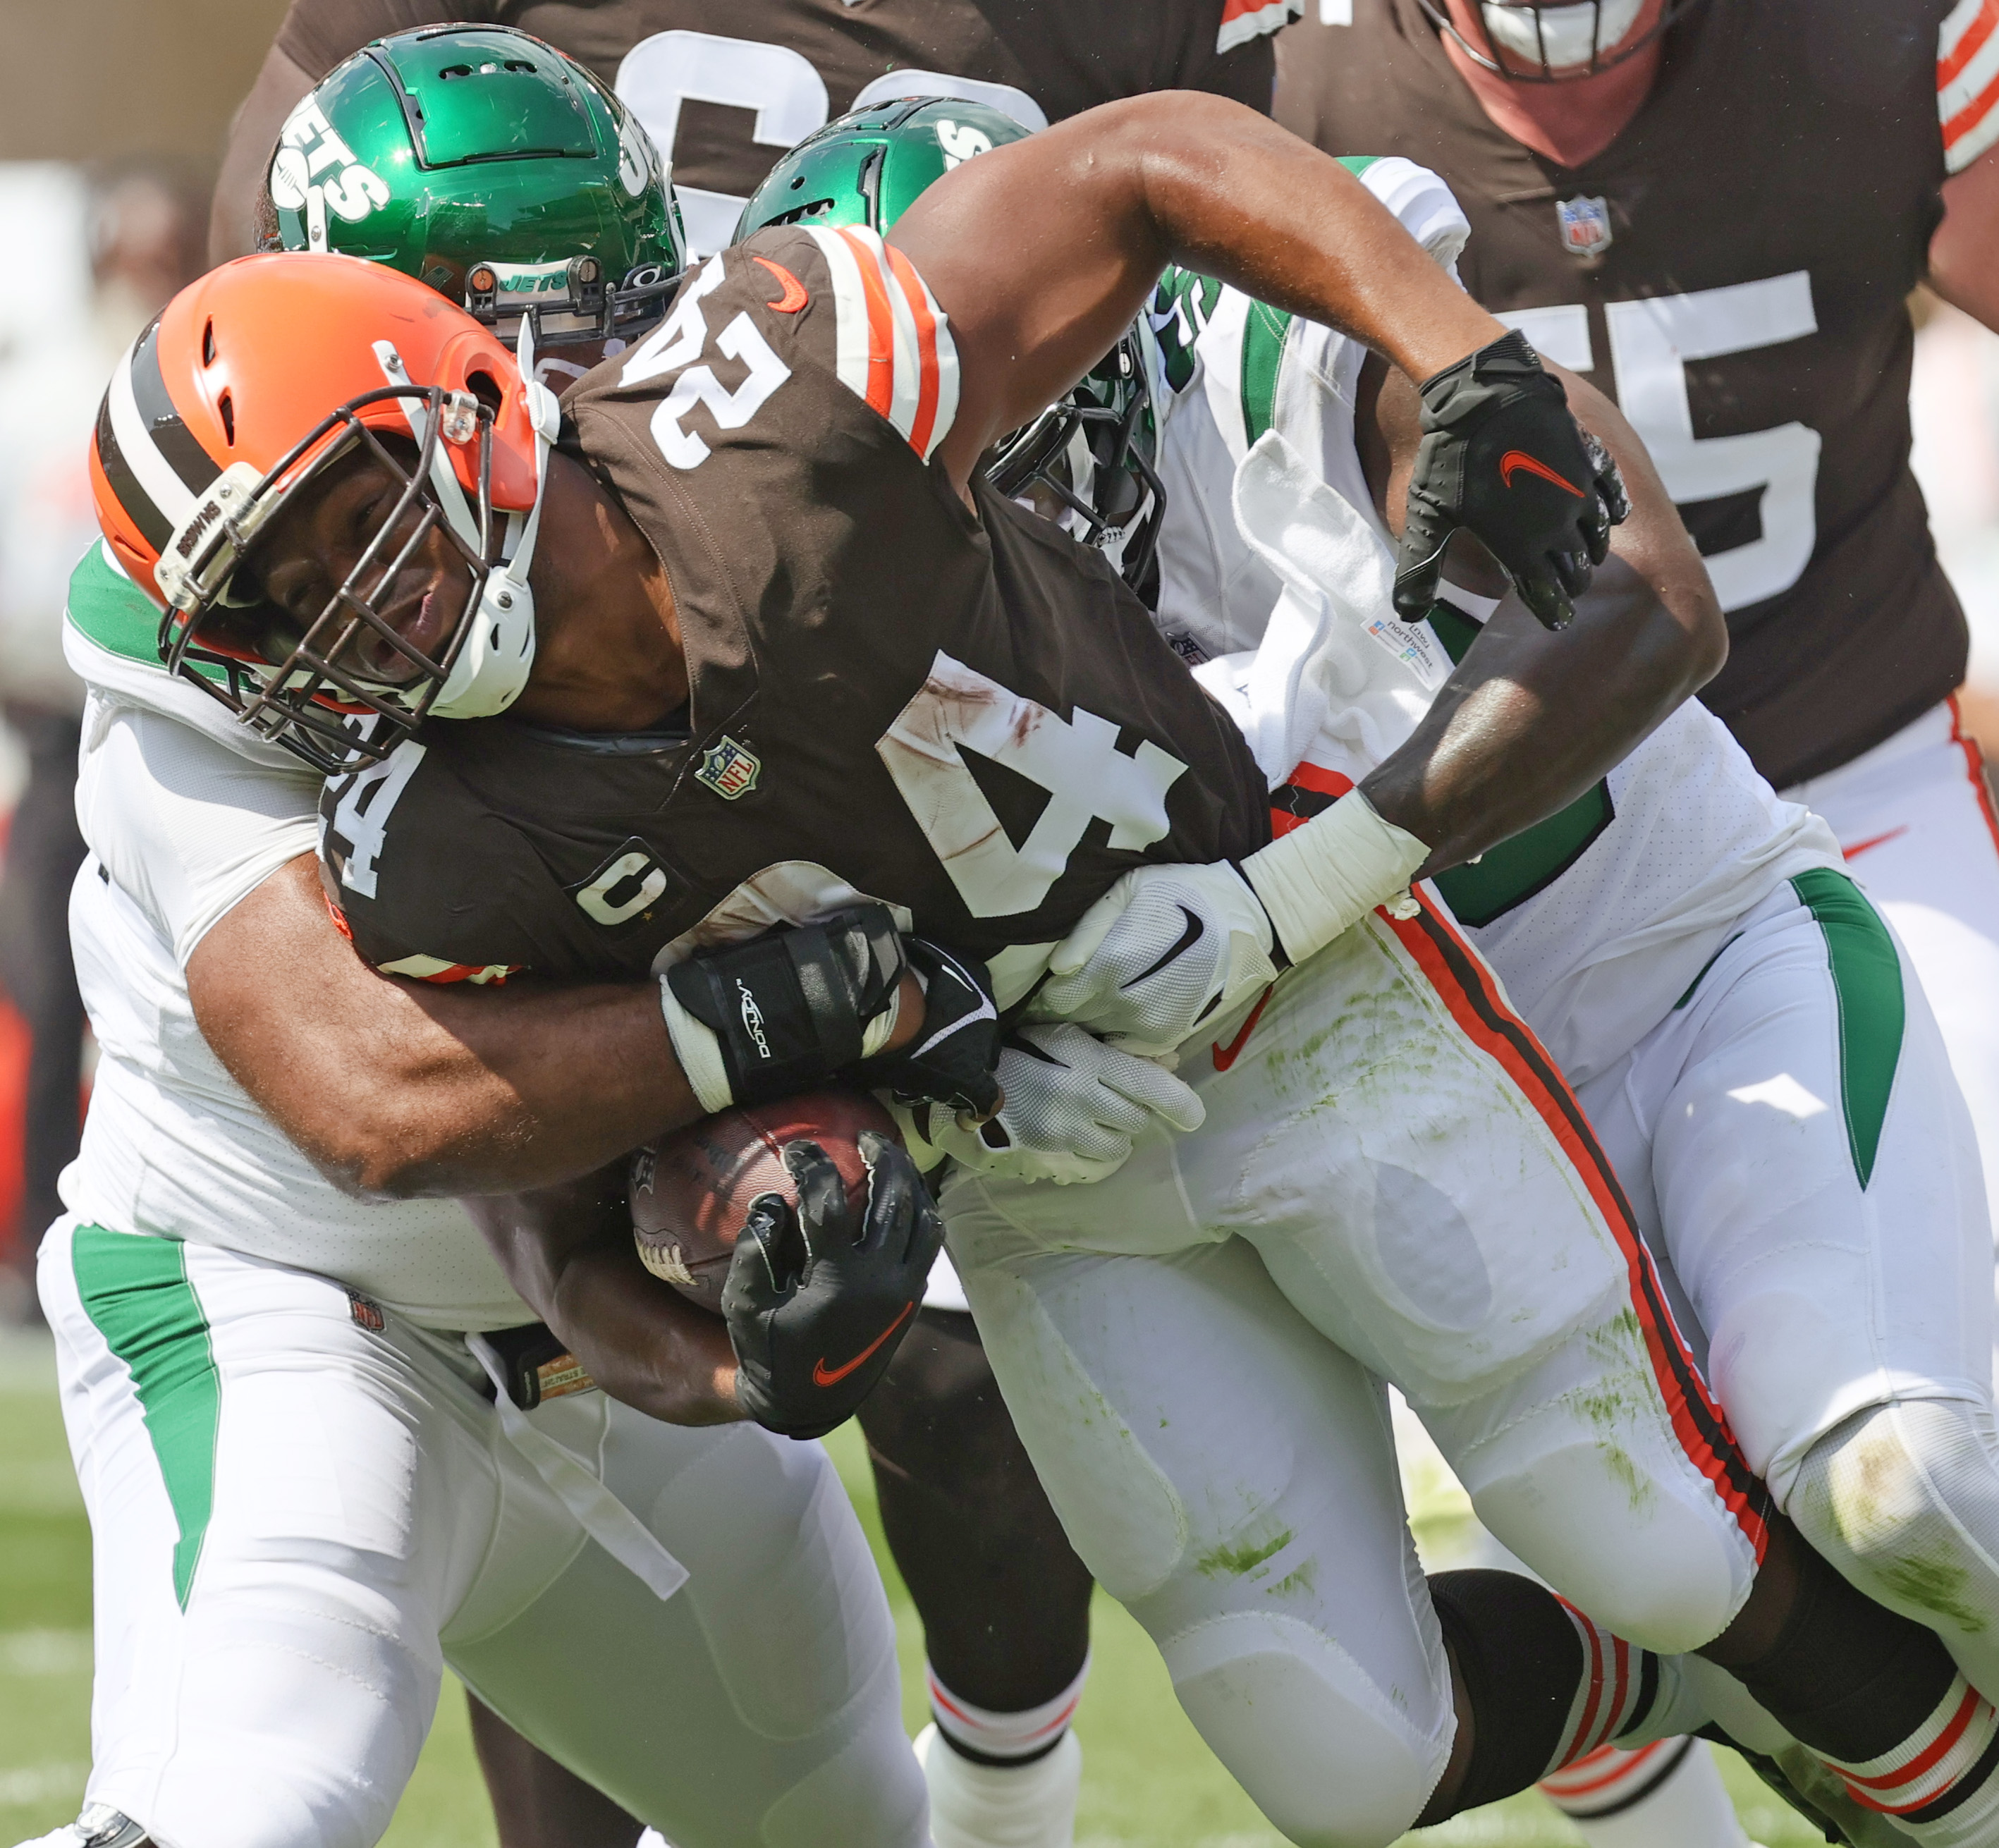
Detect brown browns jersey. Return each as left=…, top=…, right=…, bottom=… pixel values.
left=275, top=0, right=1299, bottom=256
left=1277, top=0, right=1986, bottom=790
left=319, top=227, right=1270, bottom=991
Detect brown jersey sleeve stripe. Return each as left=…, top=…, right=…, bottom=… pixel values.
left=1217, top=0, right=1303, bottom=52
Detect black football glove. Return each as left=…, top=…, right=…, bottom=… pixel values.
left=663, top=905, right=906, bottom=1110
left=723, top=1133, right=944, bottom=1440
left=1392, top=330, right=1629, bottom=632
left=848, top=937, right=1003, bottom=1123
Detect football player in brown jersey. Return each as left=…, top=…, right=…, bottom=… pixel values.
left=209, top=0, right=1304, bottom=264
left=95, top=92, right=1999, bottom=1847
left=201, top=5, right=1300, bottom=1836
left=1276, top=2, right=1999, bottom=1840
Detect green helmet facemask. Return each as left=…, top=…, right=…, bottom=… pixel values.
left=738, top=96, right=1167, bottom=604
left=266, top=25, right=687, bottom=352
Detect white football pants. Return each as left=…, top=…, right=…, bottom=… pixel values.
left=1785, top=697, right=1999, bottom=1292
left=1577, top=869, right=1999, bottom=1696
left=943, top=891, right=1768, bottom=1848
left=38, top=1220, right=927, bottom=1848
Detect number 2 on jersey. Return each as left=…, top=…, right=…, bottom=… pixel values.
left=621, top=255, right=793, bottom=470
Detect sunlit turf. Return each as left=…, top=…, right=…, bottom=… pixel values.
left=0, top=1331, right=1814, bottom=1847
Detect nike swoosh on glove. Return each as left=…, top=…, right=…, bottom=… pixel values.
left=1034, top=861, right=1278, bottom=1056
left=1392, top=329, right=1628, bottom=632
left=850, top=938, right=1002, bottom=1122
left=723, top=1132, right=943, bottom=1440
left=902, top=1022, right=1205, bottom=1186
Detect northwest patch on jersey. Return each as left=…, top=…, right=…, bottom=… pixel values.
left=322, top=232, right=1269, bottom=986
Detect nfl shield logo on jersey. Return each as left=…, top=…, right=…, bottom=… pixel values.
left=1556, top=195, right=1613, bottom=257
left=695, top=735, right=762, bottom=800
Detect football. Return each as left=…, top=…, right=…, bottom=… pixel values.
left=628, top=1090, right=900, bottom=1311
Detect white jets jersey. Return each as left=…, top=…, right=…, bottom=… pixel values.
left=1149, top=158, right=1843, bottom=1084
left=59, top=540, right=529, bottom=1330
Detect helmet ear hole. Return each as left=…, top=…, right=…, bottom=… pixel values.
left=465, top=370, right=503, bottom=412
left=219, top=392, right=236, bottom=446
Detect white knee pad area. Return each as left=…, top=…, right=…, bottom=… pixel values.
left=1791, top=1397, right=1999, bottom=1695
left=1464, top=1438, right=1752, bottom=1656
left=1159, top=1613, right=1449, bottom=1848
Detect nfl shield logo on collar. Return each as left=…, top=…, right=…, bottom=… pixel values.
left=695, top=735, right=761, bottom=800
left=1557, top=195, right=1613, bottom=257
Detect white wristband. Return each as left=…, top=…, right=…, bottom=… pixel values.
left=658, top=974, right=735, bottom=1115
left=1242, top=790, right=1430, bottom=967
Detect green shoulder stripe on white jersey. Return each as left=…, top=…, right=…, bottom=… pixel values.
left=1233, top=165, right=1403, bottom=449
left=66, top=541, right=222, bottom=683
left=73, top=1227, right=221, bottom=1609
left=1240, top=298, right=1295, bottom=451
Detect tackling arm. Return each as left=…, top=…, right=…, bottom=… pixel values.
left=190, top=858, right=943, bottom=1201
left=188, top=855, right=703, bottom=1199
left=1355, top=357, right=1728, bottom=877
left=463, top=1166, right=743, bottom=1427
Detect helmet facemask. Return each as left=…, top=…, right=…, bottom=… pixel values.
left=460, top=252, right=685, bottom=357
left=158, top=329, right=554, bottom=773
left=1414, top=0, right=1701, bottom=81
left=989, top=331, right=1167, bottom=606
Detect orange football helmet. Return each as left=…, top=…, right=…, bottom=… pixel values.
left=90, top=251, right=556, bottom=770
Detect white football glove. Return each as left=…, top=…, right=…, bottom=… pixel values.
left=1033, top=861, right=1279, bottom=1057
left=898, top=1022, right=1205, bottom=1185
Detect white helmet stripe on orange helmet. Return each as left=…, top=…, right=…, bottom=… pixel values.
left=103, top=313, right=226, bottom=535
left=102, top=328, right=209, bottom=546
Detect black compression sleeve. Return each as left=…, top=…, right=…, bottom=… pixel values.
left=1426, top=1569, right=1586, bottom=1816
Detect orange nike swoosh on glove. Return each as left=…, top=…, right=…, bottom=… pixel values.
left=814, top=1299, right=915, bottom=1387
left=1499, top=450, right=1584, bottom=496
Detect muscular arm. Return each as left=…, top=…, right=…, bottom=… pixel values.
left=208, top=42, right=315, bottom=263
left=1929, top=146, right=1999, bottom=330
left=188, top=854, right=701, bottom=1198
left=463, top=1168, right=742, bottom=1426
left=1354, top=356, right=1727, bottom=876
left=889, top=92, right=1505, bottom=491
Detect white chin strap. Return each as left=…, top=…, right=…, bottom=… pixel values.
left=432, top=313, right=561, bottom=719
left=1481, top=0, right=1644, bottom=67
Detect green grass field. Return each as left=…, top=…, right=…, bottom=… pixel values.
left=0, top=1330, right=1816, bottom=1848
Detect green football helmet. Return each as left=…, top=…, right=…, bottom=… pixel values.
left=739, top=97, right=1167, bottom=601
left=265, top=25, right=686, bottom=351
